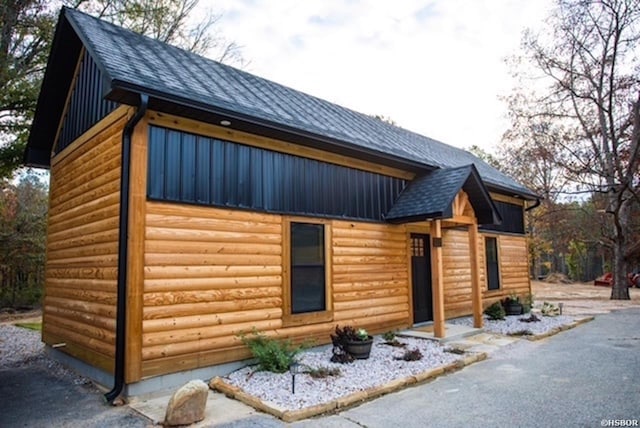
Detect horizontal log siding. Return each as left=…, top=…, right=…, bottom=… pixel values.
left=141, top=202, right=284, bottom=377
left=482, top=234, right=531, bottom=306
left=43, top=108, right=129, bottom=373
left=441, top=229, right=531, bottom=318
left=331, top=221, right=410, bottom=330
left=140, top=205, right=410, bottom=378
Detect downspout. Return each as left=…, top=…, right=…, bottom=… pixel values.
left=525, top=198, right=541, bottom=212
left=105, top=94, right=149, bottom=404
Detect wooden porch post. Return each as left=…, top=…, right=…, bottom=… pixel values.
left=469, top=223, right=484, bottom=328
left=432, top=219, right=445, bottom=338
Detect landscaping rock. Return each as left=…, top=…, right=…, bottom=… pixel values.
left=164, top=380, right=209, bottom=426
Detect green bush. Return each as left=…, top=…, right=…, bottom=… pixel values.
left=240, top=331, right=302, bottom=373
left=484, top=301, right=506, bottom=320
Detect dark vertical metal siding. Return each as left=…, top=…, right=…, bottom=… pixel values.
left=147, top=125, right=406, bottom=221
left=480, top=201, right=525, bottom=234
left=56, top=51, right=118, bottom=153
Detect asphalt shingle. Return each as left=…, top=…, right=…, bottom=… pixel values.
left=62, top=8, right=535, bottom=197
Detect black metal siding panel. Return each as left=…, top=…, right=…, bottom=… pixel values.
left=480, top=201, right=524, bottom=234
left=56, top=50, right=118, bottom=153
left=147, top=125, right=406, bottom=221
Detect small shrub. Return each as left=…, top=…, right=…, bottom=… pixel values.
left=382, top=331, right=396, bottom=341
left=395, top=348, right=423, bottom=361
left=541, top=302, right=560, bottom=317
left=240, top=330, right=302, bottom=373
left=330, top=352, right=354, bottom=364
left=306, top=366, right=341, bottom=379
left=519, top=314, right=541, bottom=323
left=505, top=293, right=520, bottom=304
left=484, top=301, right=506, bottom=320
left=524, top=293, right=535, bottom=306
left=330, top=325, right=360, bottom=343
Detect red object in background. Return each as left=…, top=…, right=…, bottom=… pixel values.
left=594, top=272, right=613, bottom=287
left=594, top=272, right=640, bottom=287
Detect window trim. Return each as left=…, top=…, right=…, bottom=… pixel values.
left=484, top=235, right=502, bottom=292
left=282, top=216, right=333, bottom=327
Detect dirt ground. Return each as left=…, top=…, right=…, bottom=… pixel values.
left=0, top=308, right=42, bottom=324
left=531, top=280, right=640, bottom=315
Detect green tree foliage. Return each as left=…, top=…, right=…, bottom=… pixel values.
left=504, top=0, right=640, bottom=298
left=0, top=0, right=245, bottom=179
left=0, top=172, right=48, bottom=307
left=0, top=0, right=56, bottom=179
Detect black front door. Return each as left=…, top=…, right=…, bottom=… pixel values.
left=411, top=234, right=433, bottom=323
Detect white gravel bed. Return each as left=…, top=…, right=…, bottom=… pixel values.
left=0, top=324, right=92, bottom=386
left=449, top=313, right=576, bottom=336
left=224, top=336, right=464, bottom=411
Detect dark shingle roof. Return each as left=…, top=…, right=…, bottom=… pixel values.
left=385, top=165, right=501, bottom=225
left=29, top=8, right=536, bottom=199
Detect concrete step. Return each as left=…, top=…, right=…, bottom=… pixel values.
left=397, top=323, right=484, bottom=343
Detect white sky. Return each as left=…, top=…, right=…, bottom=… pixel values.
left=206, top=0, right=554, bottom=153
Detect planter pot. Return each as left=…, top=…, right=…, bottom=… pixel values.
left=504, top=302, right=523, bottom=316
left=345, top=337, right=373, bottom=359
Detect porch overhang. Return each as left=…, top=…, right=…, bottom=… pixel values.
left=384, top=164, right=502, bottom=226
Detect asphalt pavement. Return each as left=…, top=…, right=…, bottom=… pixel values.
left=294, top=307, right=640, bottom=428
left=1, top=308, right=638, bottom=427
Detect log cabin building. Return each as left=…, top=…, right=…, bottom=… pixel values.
left=25, top=8, right=539, bottom=398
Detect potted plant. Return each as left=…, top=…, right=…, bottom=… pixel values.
left=502, top=294, right=523, bottom=315
left=330, top=325, right=373, bottom=362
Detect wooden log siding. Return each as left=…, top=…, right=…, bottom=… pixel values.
left=441, top=229, right=532, bottom=318
left=331, top=221, right=410, bottom=328
left=43, top=107, right=130, bottom=373
left=482, top=234, right=531, bottom=304
left=140, top=204, right=411, bottom=377
left=141, top=202, right=284, bottom=376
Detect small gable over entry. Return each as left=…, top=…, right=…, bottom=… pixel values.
left=385, top=164, right=501, bottom=225
left=384, top=164, right=501, bottom=339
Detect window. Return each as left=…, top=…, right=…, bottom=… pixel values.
left=485, top=237, right=500, bottom=291
left=290, top=222, right=326, bottom=313
left=411, top=237, right=425, bottom=256
left=283, top=219, right=332, bottom=325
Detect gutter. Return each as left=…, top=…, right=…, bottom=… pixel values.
left=525, top=198, right=541, bottom=212
left=104, top=93, right=149, bottom=404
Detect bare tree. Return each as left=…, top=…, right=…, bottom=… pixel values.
left=506, top=0, right=640, bottom=299
left=68, top=0, right=246, bottom=64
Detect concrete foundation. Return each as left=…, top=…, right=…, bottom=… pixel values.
left=45, top=346, right=248, bottom=398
